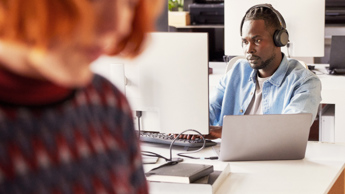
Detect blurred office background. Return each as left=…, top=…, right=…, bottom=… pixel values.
left=156, top=0, right=345, bottom=63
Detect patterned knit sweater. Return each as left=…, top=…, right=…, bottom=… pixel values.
left=0, top=69, right=148, bottom=194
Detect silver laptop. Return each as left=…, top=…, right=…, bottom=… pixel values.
left=218, top=113, right=312, bottom=161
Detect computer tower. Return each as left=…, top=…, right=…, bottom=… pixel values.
left=319, top=104, right=335, bottom=142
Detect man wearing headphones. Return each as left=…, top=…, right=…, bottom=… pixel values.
left=207, top=4, right=322, bottom=139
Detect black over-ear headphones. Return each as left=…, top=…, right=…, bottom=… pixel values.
left=240, top=4, right=289, bottom=47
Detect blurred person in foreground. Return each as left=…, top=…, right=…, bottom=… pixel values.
left=0, top=0, right=163, bottom=193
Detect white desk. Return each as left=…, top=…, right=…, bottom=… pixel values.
left=142, top=141, right=345, bottom=194
left=314, top=65, right=345, bottom=142
left=209, top=62, right=345, bottom=143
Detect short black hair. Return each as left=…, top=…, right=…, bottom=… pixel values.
left=241, top=6, right=281, bottom=36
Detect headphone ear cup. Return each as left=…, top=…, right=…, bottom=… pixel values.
left=273, top=29, right=289, bottom=47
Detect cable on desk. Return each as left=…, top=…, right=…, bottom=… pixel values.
left=141, top=129, right=218, bottom=163
left=169, top=129, right=205, bottom=160
left=171, top=129, right=219, bottom=160
left=142, top=150, right=170, bottom=162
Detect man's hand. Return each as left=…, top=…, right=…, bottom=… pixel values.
left=171, top=133, right=196, bottom=140
left=204, top=126, right=222, bottom=139
left=171, top=126, right=222, bottom=140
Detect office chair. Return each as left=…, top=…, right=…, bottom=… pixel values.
left=225, top=56, right=245, bottom=73
left=296, top=60, right=308, bottom=69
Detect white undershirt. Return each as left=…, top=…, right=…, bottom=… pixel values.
left=245, top=75, right=270, bottom=115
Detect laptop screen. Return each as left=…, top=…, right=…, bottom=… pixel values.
left=329, top=36, right=345, bottom=70
left=218, top=113, right=312, bottom=161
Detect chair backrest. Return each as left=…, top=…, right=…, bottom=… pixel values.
left=297, top=60, right=308, bottom=69
left=225, top=56, right=245, bottom=73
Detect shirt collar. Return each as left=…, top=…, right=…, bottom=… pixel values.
left=0, top=67, right=75, bottom=106
left=268, top=53, right=288, bottom=87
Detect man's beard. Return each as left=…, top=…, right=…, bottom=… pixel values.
left=247, top=53, right=276, bottom=70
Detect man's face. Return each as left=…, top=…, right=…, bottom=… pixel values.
left=241, top=19, right=277, bottom=71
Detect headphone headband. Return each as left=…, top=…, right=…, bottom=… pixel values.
left=240, top=4, right=289, bottom=47
left=249, top=4, right=286, bottom=28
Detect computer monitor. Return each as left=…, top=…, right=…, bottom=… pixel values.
left=224, top=0, right=325, bottom=57
left=91, top=32, right=209, bottom=135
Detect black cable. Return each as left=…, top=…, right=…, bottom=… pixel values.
left=136, top=111, right=142, bottom=136
left=142, top=129, right=218, bottom=164
left=171, top=129, right=218, bottom=160
left=287, top=42, right=291, bottom=58
left=141, top=151, right=170, bottom=161
left=177, top=153, right=218, bottom=160
left=169, top=129, right=206, bottom=161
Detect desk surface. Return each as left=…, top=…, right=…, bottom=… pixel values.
left=142, top=141, right=345, bottom=194
left=143, top=63, right=345, bottom=193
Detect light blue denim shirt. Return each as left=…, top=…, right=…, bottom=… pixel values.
left=209, top=54, right=322, bottom=126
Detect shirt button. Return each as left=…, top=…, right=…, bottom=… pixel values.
left=240, top=109, right=243, bottom=113
left=250, top=92, right=253, bottom=95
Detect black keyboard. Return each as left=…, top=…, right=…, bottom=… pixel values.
left=139, top=132, right=217, bottom=148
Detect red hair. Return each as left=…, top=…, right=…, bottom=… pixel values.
left=109, top=0, right=162, bottom=57
left=0, top=0, right=162, bottom=57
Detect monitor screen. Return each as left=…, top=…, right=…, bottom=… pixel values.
left=224, top=0, right=325, bottom=57
left=91, top=32, right=210, bottom=135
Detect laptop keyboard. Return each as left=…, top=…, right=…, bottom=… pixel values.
left=139, top=131, right=217, bottom=148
